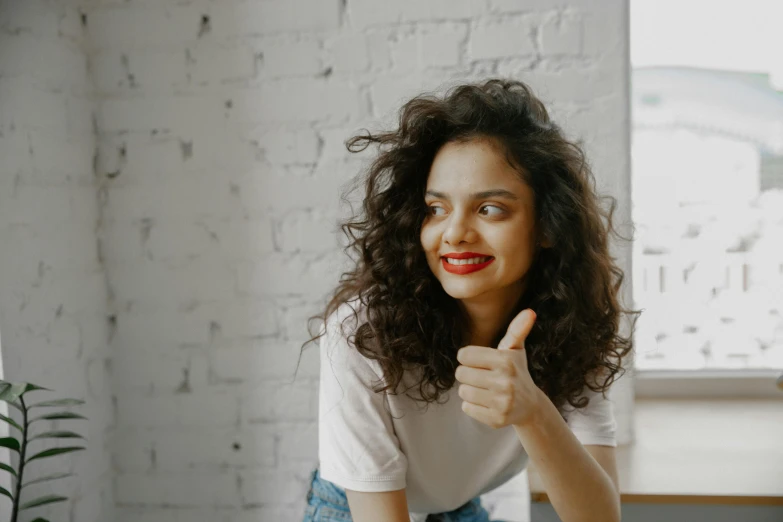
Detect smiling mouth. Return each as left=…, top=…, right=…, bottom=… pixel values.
left=441, top=256, right=495, bottom=274
left=442, top=256, right=493, bottom=265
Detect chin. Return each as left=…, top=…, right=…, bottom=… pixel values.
left=439, top=281, right=488, bottom=301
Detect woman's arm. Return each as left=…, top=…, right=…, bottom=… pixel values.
left=514, top=390, right=621, bottom=522
left=345, top=488, right=411, bottom=522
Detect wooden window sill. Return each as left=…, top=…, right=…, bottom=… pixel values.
left=529, top=398, right=783, bottom=506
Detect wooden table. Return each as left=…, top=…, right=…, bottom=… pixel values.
left=529, top=398, right=783, bottom=506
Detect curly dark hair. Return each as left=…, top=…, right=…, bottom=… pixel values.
left=298, top=78, right=639, bottom=414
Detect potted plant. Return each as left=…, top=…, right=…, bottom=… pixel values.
left=0, top=380, right=86, bottom=522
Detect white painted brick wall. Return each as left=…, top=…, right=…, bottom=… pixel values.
left=0, top=1, right=114, bottom=521
left=2, top=0, right=631, bottom=520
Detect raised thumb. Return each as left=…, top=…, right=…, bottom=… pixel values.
left=497, top=309, right=536, bottom=351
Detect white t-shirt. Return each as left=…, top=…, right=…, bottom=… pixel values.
left=317, top=300, right=617, bottom=520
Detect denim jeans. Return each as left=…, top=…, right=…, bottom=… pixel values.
left=302, top=467, right=502, bottom=522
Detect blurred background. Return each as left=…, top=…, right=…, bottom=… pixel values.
left=0, top=0, right=780, bottom=521
left=630, top=0, right=783, bottom=374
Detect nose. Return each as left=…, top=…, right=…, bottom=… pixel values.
left=442, top=210, right=475, bottom=245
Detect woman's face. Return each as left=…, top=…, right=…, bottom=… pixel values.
left=420, top=137, right=538, bottom=303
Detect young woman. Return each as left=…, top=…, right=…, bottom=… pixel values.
left=299, top=79, right=636, bottom=522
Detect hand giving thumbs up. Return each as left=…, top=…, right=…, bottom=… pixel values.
left=455, top=309, right=543, bottom=429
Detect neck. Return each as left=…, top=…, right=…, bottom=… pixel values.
left=458, top=279, right=527, bottom=347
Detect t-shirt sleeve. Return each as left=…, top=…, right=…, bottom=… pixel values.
left=562, top=384, right=618, bottom=447
left=317, top=309, right=408, bottom=492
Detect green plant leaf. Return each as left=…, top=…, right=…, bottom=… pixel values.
left=0, top=485, right=13, bottom=500
left=30, top=411, right=87, bottom=424
left=0, top=384, right=23, bottom=411
left=29, top=430, right=84, bottom=441
left=23, top=383, right=51, bottom=394
left=22, top=472, right=73, bottom=488
left=0, top=382, right=27, bottom=403
left=20, top=494, right=68, bottom=510
left=0, top=437, right=20, bottom=452
left=29, top=398, right=85, bottom=409
left=0, top=412, right=23, bottom=432
left=25, top=446, right=85, bottom=464
left=0, top=462, right=17, bottom=477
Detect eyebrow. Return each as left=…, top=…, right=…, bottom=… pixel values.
left=425, top=189, right=519, bottom=201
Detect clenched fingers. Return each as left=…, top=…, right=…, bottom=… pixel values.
left=455, top=365, right=506, bottom=390
left=457, top=383, right=496, bottom=408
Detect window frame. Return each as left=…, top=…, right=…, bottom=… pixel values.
left=634, top=369, right=783, bottom=399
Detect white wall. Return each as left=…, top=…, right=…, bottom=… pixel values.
left=88, top=1, right=633, bottom=520
left=0, top=0, right=114, bottom=521
left=1, top=1, right=632, bottom=520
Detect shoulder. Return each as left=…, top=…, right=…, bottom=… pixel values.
left=561, top=382, right=618, bottom=447
left=323, top=297, right=367, bottom=345
left=559, top=370, right=615, bottom=418
left=321, top=297, right=382, bottom=379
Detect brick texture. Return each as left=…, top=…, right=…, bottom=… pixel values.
left=0, top=1, right=114, bottom=521
left=0, top=0, right=631, bottom=521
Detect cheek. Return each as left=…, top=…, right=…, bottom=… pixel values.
left=495, top=223, right=536, bottom=262
left=419, top=224, right=437, bottom=252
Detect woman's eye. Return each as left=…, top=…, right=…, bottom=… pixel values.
left=479, top=205, right=504, bottom=216
left=428, top=206, right=446, bottom=216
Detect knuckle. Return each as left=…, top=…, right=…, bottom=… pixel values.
left=499, top=378, right=514, bottom=394
left=499, top=358, right=515, bottom=375
left=497, top=396, right=513, bottom=414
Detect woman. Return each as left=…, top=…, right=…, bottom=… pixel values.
left=298, top=79, right=636, bottom=522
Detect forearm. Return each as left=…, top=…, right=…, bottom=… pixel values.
left=513, top=390, right=621, bottom=522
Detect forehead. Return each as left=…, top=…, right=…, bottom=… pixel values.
left=426, top=138, right=526, bottom=192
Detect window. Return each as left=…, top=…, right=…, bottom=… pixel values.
left=630, top=0, right=783, bottom=397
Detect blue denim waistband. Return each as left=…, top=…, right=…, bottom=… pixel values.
left=306, top=466, right=490, bottom=521
left=307, top=467, right=351, bottom=507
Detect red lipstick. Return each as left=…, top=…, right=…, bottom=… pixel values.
left=442, top=252, right=491, bottom=259
left=441, top=253, right=494, bottom=275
